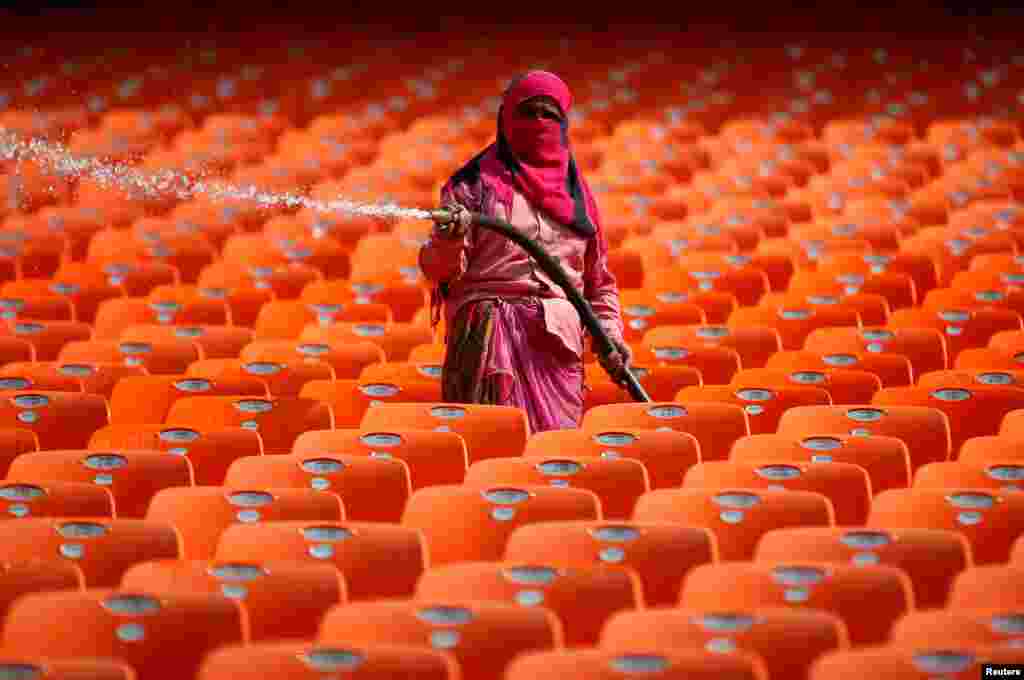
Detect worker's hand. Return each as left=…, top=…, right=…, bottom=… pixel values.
left=434, top=203, right=471, bottom=239
left=599, top=339, right=634, bottom=387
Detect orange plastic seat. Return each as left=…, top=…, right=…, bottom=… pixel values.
left=0, top=392, right=109, bottom=450
left=759, top=289, right=890, bottom=326
left=358, top=361, right=443, bottom=387
left=300, top=322, right=432, bottom=362
left=947, top=564, right=1024, bottom=609
left=359, top=403, right=528, bottom=463
left=401, top=484, right=601, bottom=565
left=196, top=642, right=458, bottom=680
left=146, top=486, right=344, bottom=559
left=415, top=561, right=642, bottom=645
left=793, top=259, right=917, bottom=310
left=803, top=326, right=947, bottom=378
left=8, top=450, right=192, bottom=518
left=93, top=260, right=180, bottom=297
left=767, top=349, right=914, bottom=387
left=214, top=521, right=426, bottom=600
left=2, top=274, right=120, bottom=325
left=633, top=488, right=834, bottom=561
left=730, top=433, right=912, bottom=492
left=463, top=456, right=649, bottom=520
left=868, top=488, right=1024, bottom=564
left=730, top=367, right=881, bottom=404
left=809, top=645, right=1024, bottom=680
left=0, top=518, right=179, bottom=586
left=57, top=339, right=201, bottom=375
left=121, top=559, right=346, bottom=641
left=108, top=374, right=268, bottom=425
left=730, top=304, right=860, bottom=351
left=873, top=385, right=1024, bottom=453
left=618, top=289, right=706, bottom=343
left=675, top=384, right=831, bottom=435
left=631, top=344, right=741, bottom=385
left=165, top=396, right=333, bottom=453
left=649, top=255, right=771, bottom=306
left=120, top=324, right=254, bottom=360
left=0, top=479, right=114, bottom=520
left=914, top=459, right=1024, bottom=493
left=300, top=379, right=440, bottom=428
left=0, top=320, right=91, bottom=361
left=0, top=658, right=132, bottom=680
left=2, top=590, right=245, bottom=680
left=301, top=278, right=424, bottom=324
left=252, top=299, right=392, bottom=341
left=888, top=306, right=1022, bottom=363
left=505, top=648, right=768, bottom=680
left=584, top=361, right=702, bottom=407
left=88, top=424, right=262, bottom=485
left=0, top=427, right=38, bottom=476
left=0, top=294, right=74, bottom=322
left=0, top=361, right=145, bottom=399
left=643, top=325, right=782, bottom=370
left=890, top=609, right=1024, bottom=647
left=503, top=520, right=716, bottom=607
left=683, top=461, right=870, bottom=525
left=600, top=608, right=848, bottom=680
left=679, top=562, right=913, bottom=646
left=240, top=339, right=386, bottom=379
left=188, top=358, right=334, bottom=397
left=917, top=368, right=1024, bottom=389
left=291, top=429, right=468, bottom=489
left=777, top=405, right=952, bottom=472
left=817, top=251, right=939, bottom=302
left=525, top=428, right=700, bottom=489
left=755, top=527, right=971, bottom=609
left=583, top=402, right=749, bottom=462
left=319, top=600, right=560, bottom=680
left=628, top=289, right=738, bottom=325
left=92, top=295, right=230, bottom=340
left=960, top=436, right=1024, bottom=463
left=223, top=453, right=410, bottom=522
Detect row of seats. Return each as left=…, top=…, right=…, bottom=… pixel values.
left=0, top=32, right=1023, bottom=680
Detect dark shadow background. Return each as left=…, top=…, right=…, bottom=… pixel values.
left=1, top=0, right=1022, bottom=36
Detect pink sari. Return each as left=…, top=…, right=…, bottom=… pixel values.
left=442, top=297, right=584, bottom=433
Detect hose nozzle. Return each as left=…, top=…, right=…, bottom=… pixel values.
left=428, top=208, right=456, bottom=224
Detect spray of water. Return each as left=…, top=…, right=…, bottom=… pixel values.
left=0, top=128, right=435, bottom=221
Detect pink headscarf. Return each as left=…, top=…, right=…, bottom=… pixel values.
left=454, top=70, right=598, bottom=236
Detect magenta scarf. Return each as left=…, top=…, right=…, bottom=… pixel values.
left=448, top=70, right=598, bottom=237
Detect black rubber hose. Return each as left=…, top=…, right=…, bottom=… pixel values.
left=433, top=209, right=652, bottom=403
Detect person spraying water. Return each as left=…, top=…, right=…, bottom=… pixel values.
left=420, top=70, right=644, bottom=433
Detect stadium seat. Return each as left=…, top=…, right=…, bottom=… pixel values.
left=223, top=453, right=410, bottom=522
left=583, top=402, right=748, bottom=462
left=754, top=527, right=971, bottom=609
left=0, top=518, right=179, bottom=586
left=503, top=521, right=717, bottom=606
left=2, top=590, right=246, bottom=680
left=196, top=642, right=459, bottom=680
left=868, top=488, right=1024, bottom=563
left=215, top=520, right=426, bottom=600
left=319, top=600, right=561, bottom=680
left=146, top=486, right=344, bottom=559
left=505, top=648, right=769, bottom=680
left=415, top=561, right=642, bottom=645
left=600, top=608, right=848, bottom=680
left=121, top=559, right=346, bottom=640
left=679, top=562, right=914, bottom=646
left=524, top=428, right=701, bottom=489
